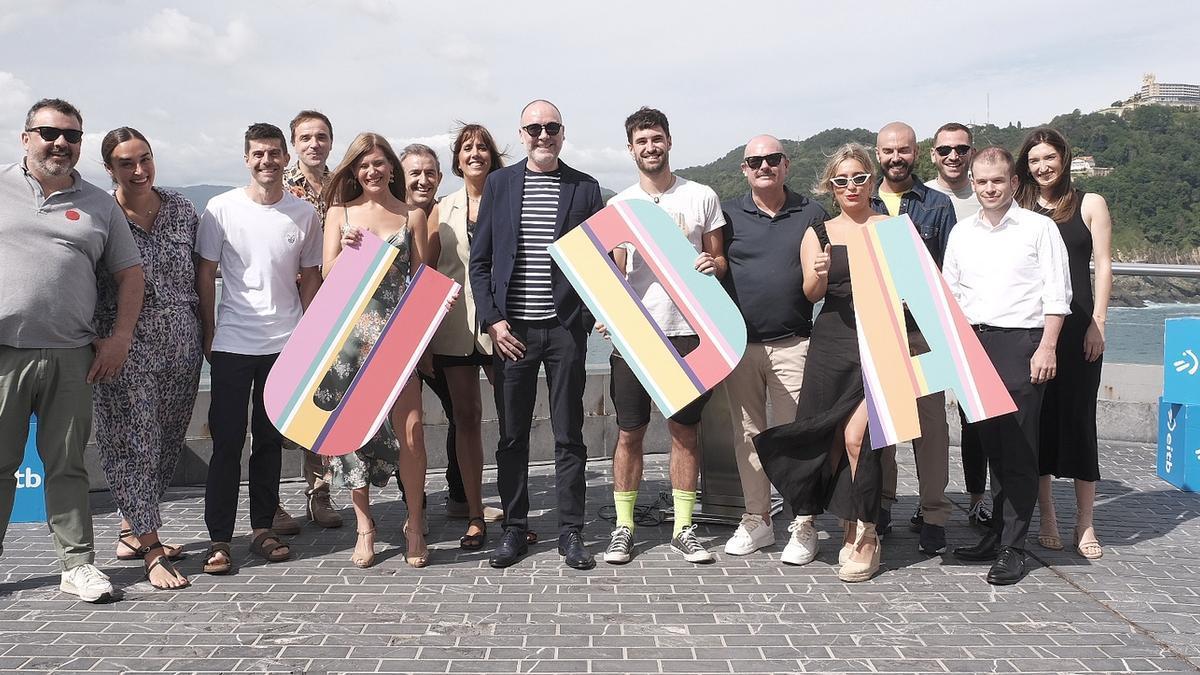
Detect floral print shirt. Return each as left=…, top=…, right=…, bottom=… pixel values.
left=283, top=163, right=330, bottom=228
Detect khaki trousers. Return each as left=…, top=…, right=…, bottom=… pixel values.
left=0, top=346, right=96, bottom=569
left=722, top=336, right=808, bottom=515
left=880, top=329, right=952, bottom=525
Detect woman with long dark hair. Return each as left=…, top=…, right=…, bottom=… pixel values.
left=319, top=132, right=434, bottom=568
left=1016, top=127, right=1113, bottom=560
left=94, top=127, right=201, bottom=590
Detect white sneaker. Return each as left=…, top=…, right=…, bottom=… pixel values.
left=60, top=563, right=115, bottom=603
left=781, top=516, right=819, bottom=566
left=723, top=514, right=775, bottom=555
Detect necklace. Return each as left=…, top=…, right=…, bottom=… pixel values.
left=642, top=175, right=676, bottom=204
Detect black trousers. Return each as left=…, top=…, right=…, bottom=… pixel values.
left=416, top=365, right=466, bottom=503
left=205, top=352, right=283, bottom=542
left=492, top=319, right=587, bottom=535
left=959, top=409, right=988, bottom=496
left=970, top=329, right=1046, bottom=550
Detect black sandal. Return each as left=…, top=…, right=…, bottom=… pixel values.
left=144, top=542, right=190, bottom=590
left=118, top=528, right=184, bottom=561
left=460, top=517, right=487, bottom=550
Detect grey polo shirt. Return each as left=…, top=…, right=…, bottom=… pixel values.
left=721, top=187, right=828, bottom=343
left=0, top=162, right=142, bottom=348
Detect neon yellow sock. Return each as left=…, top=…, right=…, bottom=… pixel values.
left=613, top=490, right=638, bottom=531
left=672, top=489, right=697, bottom=536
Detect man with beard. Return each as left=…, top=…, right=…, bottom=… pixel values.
left=720, top=135, right=827, bottom=561
left=397, top=143, right=502, bottom=528
left=924, top=122, right=992, bottom=531
left=870, top=121, right=957, bottom=556
left=469, top=99, right=604, bottom=569
left=946, top=146, right=1070, bottom=585
left=196, top=123, right=323, bottom=573
left=602, top=107, right=726, bottom=565
left=0, top=98, right=144, bottom=602
left=274, top=109, right=341, bottom=532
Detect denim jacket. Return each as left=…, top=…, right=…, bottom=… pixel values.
left=869, top=178, right=957, bottom=267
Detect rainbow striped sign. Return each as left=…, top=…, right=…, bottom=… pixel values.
left=846, top=215, right=1016, bottom=449
left=264, top=231, right=459, bottom=456
left=548, top=200, right=746, bottom=417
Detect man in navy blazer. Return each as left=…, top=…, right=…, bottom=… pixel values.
left=469, top=99, right=603, bottom=569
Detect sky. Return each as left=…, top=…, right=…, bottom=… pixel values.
left=1, top=0, right=1197, bottom=193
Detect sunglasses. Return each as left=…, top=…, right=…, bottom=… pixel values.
left=26, top=126, right=84, bottom=144
left=829, top=172, right=872, bottom=188
left=934, top=144, right=972, bottom=157
left=743, top=152, right=785, bottom=170
left=522, top=122, right=563, bottom=137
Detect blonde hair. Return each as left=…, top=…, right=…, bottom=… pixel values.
left=813, top=143, right=876, bottom=195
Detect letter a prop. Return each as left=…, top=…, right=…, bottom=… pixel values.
left=264, top=231, right=459, bottom=456
left=845, top=215, right=1015, bottom=449
left=548, top=200, right=746, bottom=417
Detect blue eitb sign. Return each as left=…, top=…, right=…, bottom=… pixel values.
left=12, top=417, right=47, bottom=524
left=1164, top=317, right=1200, bottom=405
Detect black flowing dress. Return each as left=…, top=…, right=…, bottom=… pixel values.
left=1037, top=190, right=1102, bottom=481
left=754, top=223, right=891, bottom=522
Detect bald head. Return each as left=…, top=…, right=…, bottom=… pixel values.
left=743, top=134, right=784, bottom=158
left=740, top=134, right=789, bottom=195
left=520, top=99, right=562, bottom=124
left=876, top=121, right=918, bottom=190
left=520, top=99, right=564, bottom=171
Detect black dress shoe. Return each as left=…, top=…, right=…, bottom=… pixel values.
left=489, top=528, right=528, bottom=568
left=953, top=532, right=999, bottom=561
left=558, top=530, right=596, bottom=570
left=986, top=546, right=1026, bottom=585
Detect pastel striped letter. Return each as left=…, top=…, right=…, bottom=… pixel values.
left=845, top=215, right=1016, bottom=449
left=548, top=200, right=746, bottom=417
left=264, top=231, right=459, bottom=456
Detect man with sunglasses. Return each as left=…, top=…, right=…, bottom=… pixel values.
left=1, top=98, right=146, bottom=602
left=469, top=99, right=604, bottom=570
left=925, top=123, right=993, bottom=533
left=870, top=122, right=957, bottom=557
left=719, top=135, right=827, bottom=559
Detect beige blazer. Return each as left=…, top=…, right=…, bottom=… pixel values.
left=430, top=188, right=493, bottom=356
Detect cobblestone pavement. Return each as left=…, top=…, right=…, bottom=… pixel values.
left=1, top=440, right=1198, bottom=674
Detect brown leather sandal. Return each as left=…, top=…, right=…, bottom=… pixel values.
left=249, top=531, right=291, bottom=563
left=203, top=542, right=232, bottom=575
left=144, top=542, right=190, bottom=590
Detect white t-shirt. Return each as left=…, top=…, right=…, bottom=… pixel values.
left=196, top=188, right=323, bottom=355
left=925, top=176, right=980, bottom=222
left=607, top=176, right=725, bottom=336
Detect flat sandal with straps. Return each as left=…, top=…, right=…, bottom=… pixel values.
left=143, top=541, right=189, bottom=590
left=118, top=528, right=184, bottom=561
left=460, top=517, right=487, bottom=550
left=249, top=531, right=291, bottom=563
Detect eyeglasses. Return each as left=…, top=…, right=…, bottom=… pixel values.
left=829, top=173, right=872, bottom=188
left=522, top=122, right=563, bottom=137
left=934, top=144, right=972, bottom=157
left=743, top=153, right=785, bottom=170
left=26, top=126, right=84, bottom=144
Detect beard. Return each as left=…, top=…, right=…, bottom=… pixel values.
left=885, top=160, right=912, bottom=182
left=31, top=151, right=75, bottom=177
left=635, top=153, right=667, bottom=175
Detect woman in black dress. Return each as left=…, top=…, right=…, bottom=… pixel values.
left=1016, top=128, right=1113, bottom=560
left=755, top=143, right=891, bottom=582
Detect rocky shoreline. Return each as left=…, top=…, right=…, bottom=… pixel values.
left=1111, top=275, right=1200, bottom=307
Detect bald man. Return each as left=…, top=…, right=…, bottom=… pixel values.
left=870, top=121, right=958, bottom=556
left=719, top=135, right=828, bottom=562
left=469, top=99, right=604, bottom=570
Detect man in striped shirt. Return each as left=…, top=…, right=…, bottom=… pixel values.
left=469, top=100, right=605, bottom=570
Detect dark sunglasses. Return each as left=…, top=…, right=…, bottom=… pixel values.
left=934, top=144, right=972, bottom=157
left=829, top=172, right=872, bottom=188
left=26, top=126, right=83, bottom=144
left=743, top=152, right=785, bottom=170
left=522, top=122, right=563, bottom=137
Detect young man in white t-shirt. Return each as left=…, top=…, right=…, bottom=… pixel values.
left=602, top=108, right=727, bottom=565
left=195, top=123, right=323, bottom=573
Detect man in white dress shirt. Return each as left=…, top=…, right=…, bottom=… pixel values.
left=942, top=146, right=1071, bottom=585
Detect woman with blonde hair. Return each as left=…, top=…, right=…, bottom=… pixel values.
left=755, top=142, right=893, bottom=582
left=318, top=132, right=434, bottom=568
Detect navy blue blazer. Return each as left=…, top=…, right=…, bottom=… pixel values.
left=469, top=158, right=604, bottom=332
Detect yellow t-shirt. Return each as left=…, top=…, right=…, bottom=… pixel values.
left=879, top=190, right=902, bottom=217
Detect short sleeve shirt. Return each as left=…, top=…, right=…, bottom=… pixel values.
left=195, top=188, right=323, bottom=355
left=608, top=177, right=725, bottom=336
left=0, top=162, right=142, bottom=348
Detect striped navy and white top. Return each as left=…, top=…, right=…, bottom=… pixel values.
left=508, top=169, right=561, bottom=320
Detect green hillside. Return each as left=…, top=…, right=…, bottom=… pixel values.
left=678, top=105, right=1200, bottom=258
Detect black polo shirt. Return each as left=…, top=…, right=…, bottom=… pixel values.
left=720, top=187, right=828, bottom=343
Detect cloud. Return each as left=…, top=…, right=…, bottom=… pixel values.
left=0, top=0, right=66, bottom=33
left=0, top=71, right=32, bottom=119
left=131, top=9, right=252, bottom=65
